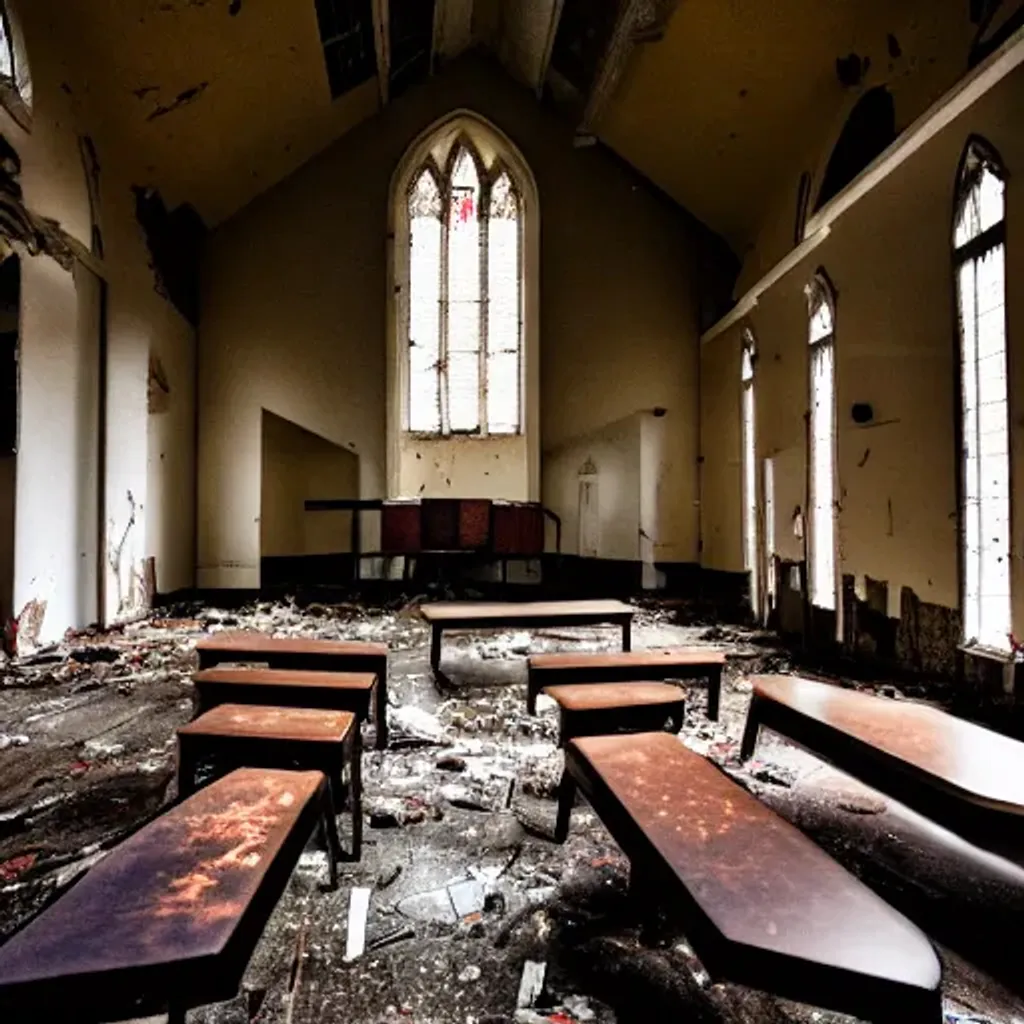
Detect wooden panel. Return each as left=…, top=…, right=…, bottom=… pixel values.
left=492, top=501, right=544, bottom=555
left=458, top=499, right=491, bottom=549
left=381, top=501, right=421, bottom=554
left=421, top=498, right=460, bottom=550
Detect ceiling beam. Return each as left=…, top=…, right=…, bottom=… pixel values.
left=580, top=0, right=680, bottom=135
left=372, top=0, right=390, bottom=105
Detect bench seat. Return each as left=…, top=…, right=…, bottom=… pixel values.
left=0, top=768, right=339, bottom=1024
left=555, top=732, right=942, bottom=1022
left=741, top=674, right=1024, bottom=844
left=193, top=667, right=377, bottom=731
left=195, top=633, right=389, bottom=748
left=528, top=647, right=725, bottom=717
left=420, top=600, right=634, bottom=675
left=178, top=705, right=363, bottom=859
left=543, top=681, right=685, bottom=745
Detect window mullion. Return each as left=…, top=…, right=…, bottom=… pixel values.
left=440, top=174, right=450, bottom=436
left=480, top=180, right=490, bottom=437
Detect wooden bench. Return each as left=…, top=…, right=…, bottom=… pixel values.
left=195, top=632, right=389, bottom=748
left=527, top=647, right=725, bottom=717
left=0, top=768, right=340, bottom=1024
left=554, top=732, right=942, bottom=1022
left=420, top=600, right=634, bottom=675
left=741, top=674, right=1024, bottom=845
left=543, top=681, right=685, bottom=746
left=178, top=705, right=362, bottom=860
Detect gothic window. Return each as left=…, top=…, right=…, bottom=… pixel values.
left=406, top=141, right=523, bottom=436
left=954, top=138, right=1010, bottom=651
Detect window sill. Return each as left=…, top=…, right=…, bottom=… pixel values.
left=958, top=642, right=1016, bottom=664
left=405, top=432, right=523, bottom=441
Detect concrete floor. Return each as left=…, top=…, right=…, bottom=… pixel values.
left=1, top=598, right=1023, bottom=1023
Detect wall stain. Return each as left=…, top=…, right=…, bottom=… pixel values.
left=146, top=83, right=209, bottom=122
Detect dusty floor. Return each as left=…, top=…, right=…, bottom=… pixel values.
left=2, top=597, right=1024, bottom=1024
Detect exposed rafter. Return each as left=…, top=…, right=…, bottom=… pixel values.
left=579, top=0, right=681, bottom=136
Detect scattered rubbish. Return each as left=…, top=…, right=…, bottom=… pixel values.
left=516, top=960, right=547, bottom=1009
left=68, top=760, right=91, bottom=778
left=376, top=862, right=403, bottom=889
left=0, top=733, right=29, bottom=750
left=436, top=754, right=467, bottom=772
left=0, top=853, right=36, bottom=882
left=366, top=924, right=415, bottom=953
left=391, top=705, right=447, bottom=743
left=747, top=761, right=795, bottom=788
left=344, top=887, right=372, bottom=962
left=83, top=739, right=126, bottom=760
left=458, top=964, right=482, bottom=983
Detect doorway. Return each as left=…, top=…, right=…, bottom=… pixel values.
left=0, top=255, right=19, bottom=628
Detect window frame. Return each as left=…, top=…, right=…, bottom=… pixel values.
left=952, top=136, right=1012, bottom=654
left=0, top=1, right=30, bottom=129
left=741, top=326, right=759, bottom=618
left=403, top=134, right=525, bottom=440
left=806, top=271, right=838, bottom=615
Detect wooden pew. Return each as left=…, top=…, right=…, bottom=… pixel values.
left=195, top=632, right=389, bottom=748
left=527, top=647, right=725, bottom=717
left=0, top=768, right=339, bottom=1024
left=554, top=732, right=942, bottom=1022
left=542, top=681, right=685, bottom=746
left=420, top=600, right=634, bottom=676
left=178, top=705, right=363, bottom=860
left=741, top=674, right=1024, bottom=845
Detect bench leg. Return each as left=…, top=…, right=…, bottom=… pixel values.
left=167, top=1001, right=187, bottom=1024
left=527, top=675, right=538, bottom=716
left=667, top=703, right=685, bottom=733
left=176, top=740, right=197, bottom=801
left=319, top=790, right=342, bottom=890
left=430, top=624, right=443, bottom=675
left=707, top=668, right=722, bottom=722
left=621, top=618, right=632, bottom=652
left=350, top=729, right=363, bottom=862
left=374, top=671, right=389, bottom=750
left=740, top=695, right=763, bottom=761
left=554, top=767, right=576, bottom=843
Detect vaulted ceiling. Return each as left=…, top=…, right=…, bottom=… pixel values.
left=23, top=0, right=1011, bottom=250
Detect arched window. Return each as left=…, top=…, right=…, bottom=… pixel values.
left=405, top=138, right=523, bottom=436
left=0, top=1, right=30, bottom=111
left=954, top=138, right=1010, bottom=651
left=806, top=273, right=836, bottom=613
left=741, top=327, right=758, bottom=617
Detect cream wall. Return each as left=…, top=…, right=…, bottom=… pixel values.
left=700, top=64, right=1024, bottom=635
left=4, top=0, right=197, bottom=641
left=260, top=411, right=358, bottom=560
left=199, top=54, right=712, bottom=588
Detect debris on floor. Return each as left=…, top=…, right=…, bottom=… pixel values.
left=1, top=596, right=1023, bottom=1023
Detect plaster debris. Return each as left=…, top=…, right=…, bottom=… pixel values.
left=516, top=959, right=547, bottom=1009
left=344, top=887, right=372, bottom=962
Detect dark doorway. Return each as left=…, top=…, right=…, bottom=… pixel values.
left=0, top=254, right=19, bottom=628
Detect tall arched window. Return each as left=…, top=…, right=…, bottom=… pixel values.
left=741, top=327, right=758, bottom=617
left=0, top=1, right=30, bottom=111
left=406, top=139, right=522, bottom=436
left=807, top=274, right=837, bottom=613
left=954, top=139, right=1010, bottom=651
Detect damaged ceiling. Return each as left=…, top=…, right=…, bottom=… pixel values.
left=27, top=0, right=1001, bottom=250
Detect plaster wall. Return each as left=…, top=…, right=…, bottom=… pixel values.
left=3, top=0, right=198, bottom=640
left=542, top=414, right=642, bottom=563
left=699, top=65, right=1024, bottom=639
left=260, top=410, right=359, bottom=559
left=199, top=55, right=709, bottom=588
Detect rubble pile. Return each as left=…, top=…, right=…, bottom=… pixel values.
left=0, top=598, right=1020, bottom=1022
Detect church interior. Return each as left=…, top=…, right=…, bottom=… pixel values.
left=1, top=1, right=1024, bottom=1021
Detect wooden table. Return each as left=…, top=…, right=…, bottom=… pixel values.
left=178, top=704, right=362, bottom=860
left=542, top=681, right=685, bottom=745
left=527, top=647, right=725, bottom=718
left=195, top=632, right=389, bottom=748
left=742, top=674, right=1024, bottom=845
left=420, top=600, right=634, bottom=674
left=0, top=768, right=339, bottom=1024
left=555, top=732, right=942, bottom=1022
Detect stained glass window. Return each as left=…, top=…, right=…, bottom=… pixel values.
left=405, top=143, right=523, bottom=436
